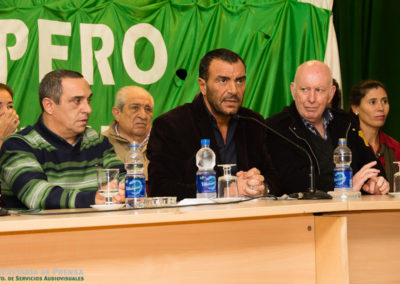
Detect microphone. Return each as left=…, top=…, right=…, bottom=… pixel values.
left=235, top=114, right=332, bottom=199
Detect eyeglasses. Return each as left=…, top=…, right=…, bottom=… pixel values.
left=128, top=104, right=153, bottom=114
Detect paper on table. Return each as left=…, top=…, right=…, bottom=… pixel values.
left=178, top=198, right=215, bottom=206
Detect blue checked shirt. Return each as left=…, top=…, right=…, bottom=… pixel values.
left=301, top=108, right=334, bottom=140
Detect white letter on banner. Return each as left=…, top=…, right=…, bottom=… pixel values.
left=38, top=19, right=71, bottom=82
left=122, top=23, right=167, bottom=85
left=80, top=23, right=115, bottom=85
left=0, top=20, right=28, bottom=83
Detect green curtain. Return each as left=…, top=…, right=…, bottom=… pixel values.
left=0, top=0, right=331, bottom=131
left=333, top=0, right=400, bottom=141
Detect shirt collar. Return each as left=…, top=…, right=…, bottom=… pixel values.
left=301, top=108, right=333, bottom=140
left=114, top=122, right=121, bottom=137
left=139, top=134, right=150, bottom=150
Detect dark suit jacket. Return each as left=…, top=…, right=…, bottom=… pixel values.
left=147, top=94, right=280, bottom=200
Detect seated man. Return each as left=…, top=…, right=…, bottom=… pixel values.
left=147, top=48, right=280, bottom=201
left=102, top=86, right=153, bottom=179
left=265, top=60, right=389, bottom=196
left=0, top=83, right=20, bottom=147
left=0, top=70, right=125, bottom=209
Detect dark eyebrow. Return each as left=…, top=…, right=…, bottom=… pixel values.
left=236, top=75, right=246, bottom=81
left=71, top=96, right=84, bottom=100
left=71, top=93, right=92, bottom=100
left=216, top=75, right=230, bottom=80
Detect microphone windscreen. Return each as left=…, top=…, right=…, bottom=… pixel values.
left=176, top=69, right=187, bottom=80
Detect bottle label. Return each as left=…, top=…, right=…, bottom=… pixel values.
left=334, top=167, right=353, bottom=189
left=125, top=176, right=146, bottom=198
left=196, top=174, right=216, bottom=193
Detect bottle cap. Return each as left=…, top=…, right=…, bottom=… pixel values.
left=201, top=139, right=210, bottom=146
left=338, top=138, right=347, bottom=144
left=130, top=141, right=139, bottom=148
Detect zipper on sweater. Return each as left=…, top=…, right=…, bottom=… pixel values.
left=289, top=126, right=321, bottom=175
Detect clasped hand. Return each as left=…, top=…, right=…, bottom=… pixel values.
left=353, top=161, right=389, bottom=195
left=236, top=168, right=266, bottom=197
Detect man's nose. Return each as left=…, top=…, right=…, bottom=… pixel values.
left=138, top=107, right=147, bottom=117
left=82, top=100, right=92, bottom=114
left=228, top=81, right=238, bottom=94
left=135, top=107, right=150, bottom=121
left=308, top=90, right=316, bottom=102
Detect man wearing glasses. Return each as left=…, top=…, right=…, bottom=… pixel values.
left=103, top=86, right=154, bottom=179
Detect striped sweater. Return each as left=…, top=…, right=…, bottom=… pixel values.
left=0, top=116, right=124, bottom=209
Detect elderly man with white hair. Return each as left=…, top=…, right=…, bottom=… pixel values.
left=265, top=60, right=389, bottom=196
left=103, top=86, right=154, bottom=179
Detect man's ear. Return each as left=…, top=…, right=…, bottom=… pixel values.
left=290, top=82, right=296, bottom=101
left=42, top=97, right=55, bottom=115
left=327, top=85, right=336, bottom=104
left=198, top=77, right=207, bottom=95
left=112, top=107, right=121, bottom=121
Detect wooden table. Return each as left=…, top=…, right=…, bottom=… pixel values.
left=1, top=195, right=399, bottom=284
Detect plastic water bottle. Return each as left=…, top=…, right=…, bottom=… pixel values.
left=196, top=139, right=217, bottom=198
left=333, top=138, right=353, bottom=191
left=125, top=142, right=146, bottom=207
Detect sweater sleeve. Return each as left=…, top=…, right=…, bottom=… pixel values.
left=0, top=137, right=95, bottom=209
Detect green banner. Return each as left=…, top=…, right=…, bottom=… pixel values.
left=0, top=0, right=330, bottom=131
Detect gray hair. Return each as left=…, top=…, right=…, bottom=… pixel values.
left=38, top=69, right=83, bottom=111
left=114, top=86, right=154, bottom=110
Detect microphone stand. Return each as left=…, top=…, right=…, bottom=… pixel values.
left=236, top=115, right=332, bottom=200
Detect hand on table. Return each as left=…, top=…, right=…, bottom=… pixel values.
left=95, top=180, right=125, bottom=204
left=362, top=176, right=389, bottom=195
left=236, top=168, right=265, bottom=197
left=352, top=161, right=380, bottom=192
left=352, top=161, right=389, bottom=195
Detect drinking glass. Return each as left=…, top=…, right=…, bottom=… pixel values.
left=393, top=162, right=400, bottom=193
left=97, top=169, right=119, bottom=205
left=217, top=164, right=238, bottom=198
